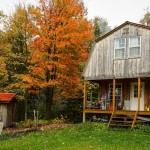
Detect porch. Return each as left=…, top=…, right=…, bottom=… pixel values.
left=84, top=109, right=150, bottom=115
left=83, top=77, right=150, bottom=127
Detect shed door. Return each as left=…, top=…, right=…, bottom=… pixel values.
left=130, top=82, right=144, bottom=111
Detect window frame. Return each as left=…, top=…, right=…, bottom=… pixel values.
left=114, top=38, right=126, bottom=60
left=109, top=83, right=122, bottom=100
left=109, top=83, right=122, bottom=109
left=128, top=36, right=141, bottom=58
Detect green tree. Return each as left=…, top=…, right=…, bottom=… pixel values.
left=3, top=4, right=35, bottom=120
left=0, top=11, right=5, bottom=23
left=91, top=16, right=111, bottom=39
left=140, top=8, right=150, bottom=26
left=0, top=56, right=8, bottom=91
left=0, top=12, right=8, bottom=91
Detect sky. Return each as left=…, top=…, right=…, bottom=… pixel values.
left=0, top=0, right=150, bottom=28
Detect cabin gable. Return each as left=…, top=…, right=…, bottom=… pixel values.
left=83, top=22, right=150, bottom=80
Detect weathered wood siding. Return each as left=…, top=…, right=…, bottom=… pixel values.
left=0, top=102, right=15, bottom=127
left=84, top=24, right=150, bottom=80
left=0, top=104, right=7, bottom=127
left=7, top=102, right=15, bottom=127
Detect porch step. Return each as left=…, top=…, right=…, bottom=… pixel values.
left=107, top=111, right=138, bottom=128
left=112, top=116, right=127, bottom=118
left=109, top=124, right=132, bottom=127
left=136, top=120, right=149, bottom=123
left=112, top=116, right=133, bottom=119
left=111, top=120, right=133, bottom=123
left=107, top=111, right=150, bottom=129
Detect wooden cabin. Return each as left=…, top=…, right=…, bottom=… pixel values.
left=0, top=93, right=16, bottom=127
left=83, top=21, right=150, bottom=128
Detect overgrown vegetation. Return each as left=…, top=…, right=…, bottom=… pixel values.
left=0, top=0, right=93, bottom=122
left=1, top=123, right=150, bottom=150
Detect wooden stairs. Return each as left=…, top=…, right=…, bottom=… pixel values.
left=107, top=111, right=150, bottom=128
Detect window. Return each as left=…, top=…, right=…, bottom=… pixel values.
left=133, top=85, right=138, bottom=98
left=109, top=84, right=122, bottom=109
left=133, top=85, right=142, bottom=98
left=114, top=38, right=126, bottom=59
left=109, top=84, right=122, bottom=100
left=129, top=36, right=141, bottom=57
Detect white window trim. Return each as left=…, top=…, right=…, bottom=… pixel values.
left=109, top=83, right=122, bottom=100
left=128, top=36, right=141, bottom=58
left=114, top=38, right=126, bottom=60
left=130, top=82, right=144, bottom=98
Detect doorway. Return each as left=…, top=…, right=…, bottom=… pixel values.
left=130, top=82, right=145, bottom=111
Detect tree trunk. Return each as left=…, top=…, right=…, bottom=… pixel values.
left=24, top=92, right=28, bottom=120
left=45, top=43, right=57, bottom=119
left=45, top=86, right=54, bottom=119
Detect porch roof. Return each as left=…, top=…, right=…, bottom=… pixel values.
left=84, top=75, right=150, bottom=81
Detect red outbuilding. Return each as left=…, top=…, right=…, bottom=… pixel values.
left=0, top=93, right=16, bottom=127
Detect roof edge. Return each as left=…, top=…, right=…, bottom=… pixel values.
left=0, top=93, right=16, bottom=103
left=95, top=21, right=150, bottom=42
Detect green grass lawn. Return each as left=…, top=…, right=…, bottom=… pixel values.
left=0, top=123, right=150, bottom=150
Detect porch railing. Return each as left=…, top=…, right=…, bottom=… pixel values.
left=86, top=99, right=121, bottom=110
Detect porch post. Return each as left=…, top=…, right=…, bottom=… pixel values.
left=98, top=83, right=101, bottom=102
left=138, top=77, right=141, bottom=111
left=113, top=79, right=116, bottom=111
left=83, top=80, right=87, bottom=122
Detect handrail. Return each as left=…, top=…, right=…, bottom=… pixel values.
left=131, top=111, right=138, bottom=128
left=107, top=110, right=115, bottom=128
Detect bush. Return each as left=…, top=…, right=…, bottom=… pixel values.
left=132, top=124, right=150, bottom=133
left=16, top=119, right=34, bottom=128
left=51, top=115, right=66, bottom=124
left=0, top=133, right=12, bottom=141
left=51, top=97, right=83, bottom=123
left=91, top=122, right=107, bottom=130
left=38, top=120, right=50, bottom=125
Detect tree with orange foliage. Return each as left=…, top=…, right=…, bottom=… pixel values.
left=23, top=0, right=92, bottom=119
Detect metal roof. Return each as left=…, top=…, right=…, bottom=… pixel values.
left=0, top=93, right=16, bottom=103
left=95, top=21, right=150, bottom=42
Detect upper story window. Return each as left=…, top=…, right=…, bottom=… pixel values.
left=114, top=38, right=126, bottom=59
left=129, top=36, right=141, bottom=58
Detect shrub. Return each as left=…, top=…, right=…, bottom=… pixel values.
left=51, top=115, right=66, bottom=124
left=16, top=119, right=34, bottom=128
left=0, top=133, right=12, bottom=141
left=133, top=124, right=150, bottom=133
left=51, top=97, right=83, bottom=123
left=91, top=122, right=107, bottom=130
left=38, top=120, right=50, bottom=125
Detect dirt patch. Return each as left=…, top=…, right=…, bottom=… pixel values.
left=3, top=124, right=72, bottom=135
left=39, top=124, right=72, bottom=131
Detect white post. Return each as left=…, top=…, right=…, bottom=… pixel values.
left=36, top=111, right=39, bottom=130
left=83, top=113, right=86, bottom=123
